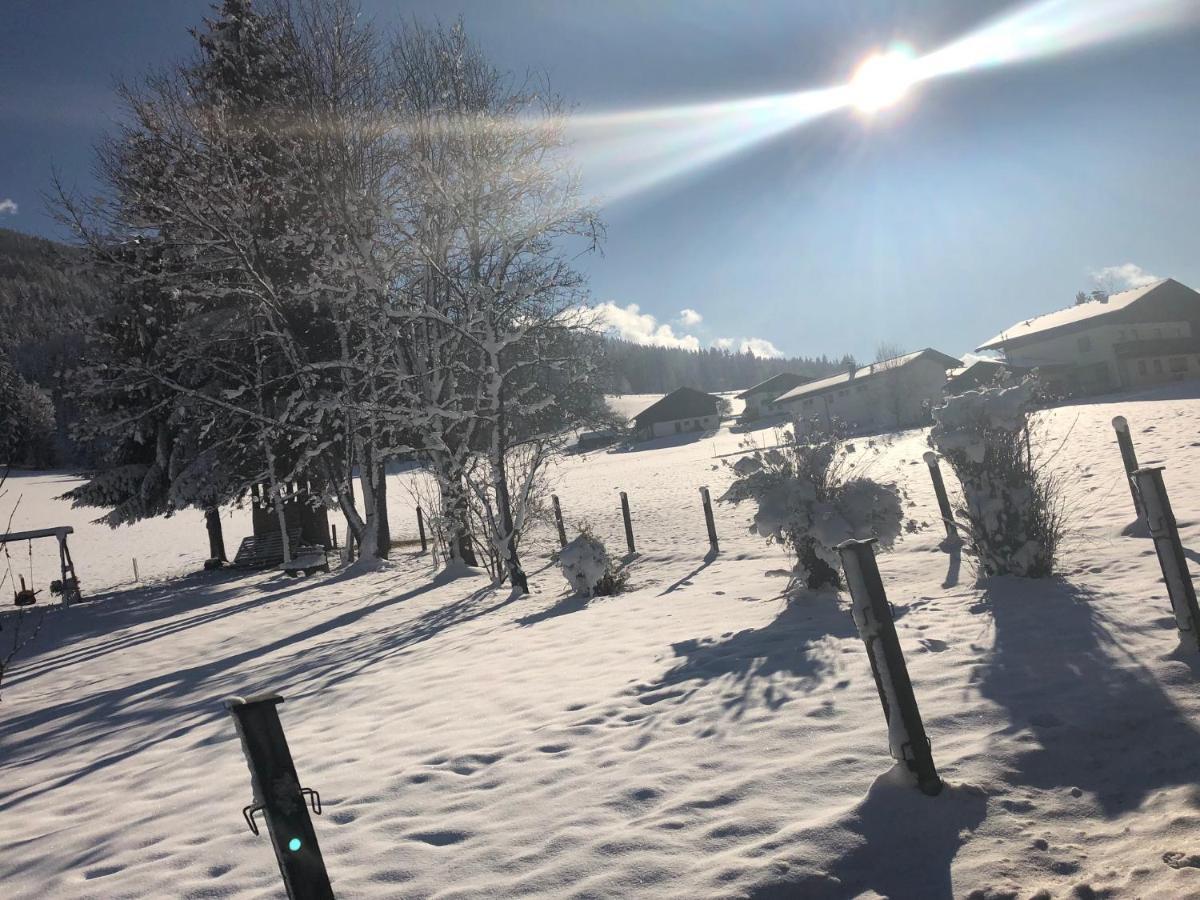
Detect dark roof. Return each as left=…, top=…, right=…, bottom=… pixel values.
left=944, top=359, right=1028, bottom=393
left=774, top=349, right=962, bottom=404
left=632, top=387, right=720, bottom=427
left=977, top=279, right=1197, bottom=351
left=735, top=372, right=812, bottom=400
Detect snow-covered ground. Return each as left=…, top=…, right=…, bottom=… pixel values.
left=4, top=383, right=1200, bottom=898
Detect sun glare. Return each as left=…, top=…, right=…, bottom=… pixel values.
left=849, top=45, right=918, bottom=113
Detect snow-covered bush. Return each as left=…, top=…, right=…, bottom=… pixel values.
left=930, top=379, right=1063, bottom=578
left=721, top=434, right=906, bottom=589
left=560, top=527, right=627, bottom=597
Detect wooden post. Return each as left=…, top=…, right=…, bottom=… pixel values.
left=922, top=452, right=958, bottom=542
left=700, top=486, right=719, bottom=553
left=132, top=558, right=140, bottom=583
left=224, top=693, right=334, bottom=900
left=1112, top=416, right=1144, bottom=523
left=620, top=491, right=636, bottom=554
left=331, top=524, right=338, bottom=551
left=416, top=506, right=428, bottom=554
left=1132, top=466, right=1200, bottom=650
left=551, top=495, right=568, bottom=548
left=837, top=538, right=942, bottom=796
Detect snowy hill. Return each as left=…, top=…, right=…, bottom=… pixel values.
left=4, top=384, right=1200, bottom=897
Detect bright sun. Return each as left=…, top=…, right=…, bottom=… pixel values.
left=849, top=45, right=919, bottom=113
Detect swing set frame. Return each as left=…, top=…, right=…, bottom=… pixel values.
left=1, top=526, right=82, bottom=606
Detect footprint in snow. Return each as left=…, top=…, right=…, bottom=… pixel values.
left=408, top=830, right=469, bottom=846
left=1164, top=851, right=1200, bottom=869
left=918, top=638, right=948, bottom=653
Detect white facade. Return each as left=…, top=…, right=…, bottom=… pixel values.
left=639, top=414, right=719, bottom=441
left=783, top=356, right=953, bottom=439
left=1002, top=319, right=1196, bottom=393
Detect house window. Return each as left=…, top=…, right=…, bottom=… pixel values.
left=1077, top=335, right=1092, bottom=352
left=1153, top=358, right=1164, bottom=374
left=1170, top=357, right=1188, bottom=373
left=803, top=398, right=814, bottom=407
left=674, top=421, right=682, bottom=434
left=1137, top=360, right=1148, bottom=375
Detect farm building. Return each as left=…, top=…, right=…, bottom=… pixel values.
left=736, top=372, right=812, bottom=420
left=943, top=358, right=1029, bottom=395
left=774, top=348, right=960, bottom=438
left=631, top=387, right=721, bottom=441
left=977, top=278, right=1200, bottom=396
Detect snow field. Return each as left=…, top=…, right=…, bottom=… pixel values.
left=3, top=384, right=1200, bottom=897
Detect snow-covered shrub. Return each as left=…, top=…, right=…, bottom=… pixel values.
left=560, top=527, right=627, bottom=597
left=721, top=434, right=906, bottom=589
left=930, top=379, right=1063, bottom=578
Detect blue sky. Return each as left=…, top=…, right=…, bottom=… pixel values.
left=3, top=0, right=1199, bottom=361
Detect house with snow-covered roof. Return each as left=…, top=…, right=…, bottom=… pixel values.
left=977, top=278, right=1200, bottom=396
left=735, top=372, right=812, bottom=421
left=773, top=348, right=960, bottom=439
left=631, top=387, right=720, bottom=442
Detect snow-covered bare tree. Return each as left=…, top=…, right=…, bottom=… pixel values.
left=380, top=21, right=605, bottom=590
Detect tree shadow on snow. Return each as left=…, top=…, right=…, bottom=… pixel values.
left=636, top=589, right=856, bottom=719
left=978, top=576, right=1200, bottom=815
left=0, top=573, right=522, bottom=812
left=748, top=768, right=988, bottom=900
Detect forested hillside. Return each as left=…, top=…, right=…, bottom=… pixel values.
left=603, top=337, right=847, bottom=394
left=0, top=227, right=104, bottom=384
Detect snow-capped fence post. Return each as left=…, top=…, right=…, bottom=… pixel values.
left=223, top=693, right=333, bottom=900
left=922, top=451, right=958, bottom=542
left=416, top=506, right=428, bottom=554
left=620, top=491, right=636, bottom=554
left=552, top=495, right=568, bottom=548
left=1112, top=416, right=1144, bottom=523
left=837, top=538, right=943, bottom=796
left=132, top=557, right=140, bottom=583
left=700, top=486, right=719, bottom=553
left=1131, top=466, right=1200, bottom=649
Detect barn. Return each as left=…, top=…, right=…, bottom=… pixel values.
left=631, top=387, right=721, bottom=442
left=977, top=278, right=1200, bottom=396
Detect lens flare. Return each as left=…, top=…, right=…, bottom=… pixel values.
left=569, top=0, right=1200, bottom=203
left=850, top=45, right=918, bottom=113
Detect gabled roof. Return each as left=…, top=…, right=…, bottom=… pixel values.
left=735, top=372, right=812, bottom=400
left=632, top=387, right=719, bottom=426
left=944, top=359, right=1029, bottom=392
left=976, top=278, right=1192, bottom=351
left=774, top=349, right=961, bottom=405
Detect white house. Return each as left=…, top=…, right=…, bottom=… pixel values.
left=773, top=349, right=961, bottom=438
left=736, top=372, right=812, bottom=421
left=631, top=387, right=721, bottom=442
left=977, top=278, right=1200, bottom=396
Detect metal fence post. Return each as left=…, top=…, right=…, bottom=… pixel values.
left=620, top=491, right=636, bottom=554
left=551, top=494, right=568, bottom=548
left=1131, top=466, right=1200, bottom=650
left=922, top=451, right=958, bottom=542
left=416, top=506, right=428, bottom=554
left=837, top=538, right=942, bottom=796
left=224, top=693, right=334, bottom=899
left=1112, top=416, right=1144, bottom=523
left=700, top=486, right=719, bottom=554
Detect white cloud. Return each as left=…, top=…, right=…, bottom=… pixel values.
left=711, top=336, right=784, bottom=358
left=1091, top=263, right=1160, bottom=291
left=0, top=198, right=17, bottom=215
left=594, top=302, right=700, bottom=350
left=595, top=303, right=784, bottom=358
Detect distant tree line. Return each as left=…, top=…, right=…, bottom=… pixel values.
left=602, top=338, right=847, bottom=394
